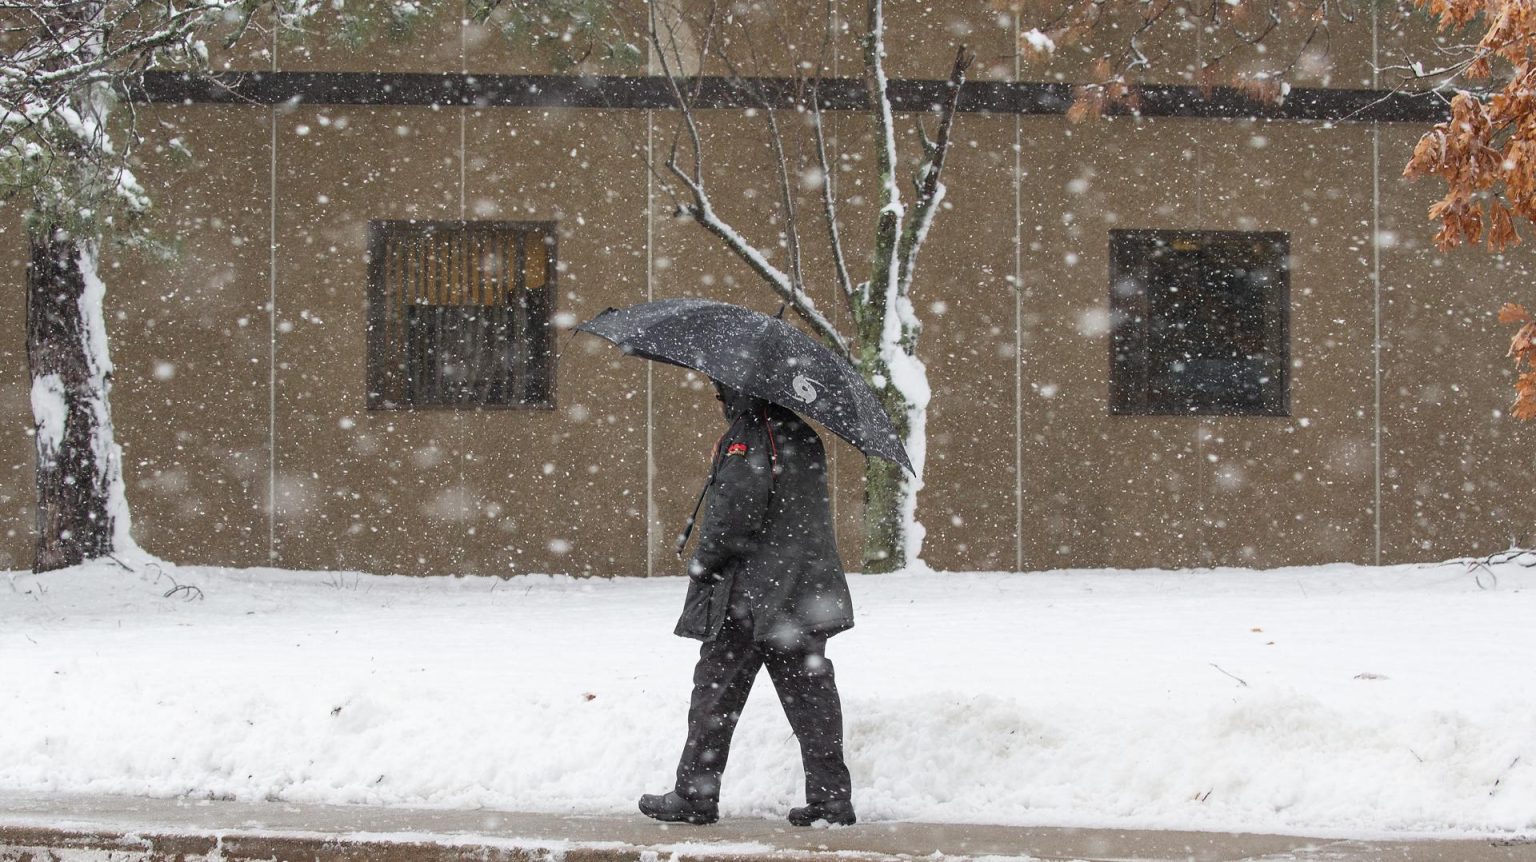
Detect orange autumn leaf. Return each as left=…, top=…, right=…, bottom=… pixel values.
left=1498, top=302, right=1532, bottom=324
left=1066, top=86, right=1105, bottom=123
left=1236, top=75, right=1285, bottom=105
left=1489, top=201, right=1522, bottom=250
left=1505, top=316, right=1536, bottom=420
left=1513, top=371, right=1536, bottom=420
left=1509, top=321, right=1536, bottom=361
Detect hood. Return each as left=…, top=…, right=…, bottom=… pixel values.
left=713, top=380, right=769, bottom=421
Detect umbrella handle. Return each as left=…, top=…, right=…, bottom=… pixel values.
left=674, top=416, right=744, bottom=560
left=675, top=412, right=776, bottom=561
left=674, top=480, right=712, bottom=559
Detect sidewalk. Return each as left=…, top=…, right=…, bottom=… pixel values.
left=0, top=793, right=1533, bottom=862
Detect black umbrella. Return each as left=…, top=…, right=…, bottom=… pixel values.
left=576, top=298, right=914, bottom=474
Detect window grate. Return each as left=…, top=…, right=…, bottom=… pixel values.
left=1109, top=229, right=1289, bottom=416
left=367, top=220, right=555, bottom=409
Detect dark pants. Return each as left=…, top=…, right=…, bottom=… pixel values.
left=674, top=616, right=852, bottom=804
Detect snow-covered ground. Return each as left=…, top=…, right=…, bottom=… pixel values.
left=2, top=561, right=1533, bottom=839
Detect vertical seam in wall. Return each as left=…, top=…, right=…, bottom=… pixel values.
left=828, top=2, right=842, bottom=537
left=1372, top=0, right=1383, bottom=565
left=459, top=0, right=468, bottom=573
left=1195, top=22, right=1203, bottom=225
left=829, top=129, right=839, bottom=531
left=268, top=20, right=277, bottom=564
left=1193, top=21, right=1207, bottom=564
left=646, top=109, right=656, bottom=579
left=460, top=0, right=468, bottom=221
left=1013, top=14, right=1024, bottom=574
left=1373, top=127, right=1382, bottom=565
left=268, top=113, right=277, bottom=562
left=645, top=29, right=657, bottom=579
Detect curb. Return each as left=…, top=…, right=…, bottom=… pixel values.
left=0, top=825, right=917, bottom=862
left=5, top=805, right=1536, bottom=862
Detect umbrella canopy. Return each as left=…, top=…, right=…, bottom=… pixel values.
left=576, top=298, right=914, bottom=474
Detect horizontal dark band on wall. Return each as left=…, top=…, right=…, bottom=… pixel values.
left=133, top=70, right=1452, bottom=124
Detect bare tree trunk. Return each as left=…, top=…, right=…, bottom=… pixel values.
left=860, top=381, right=912, bottom=572
left=27, top=226, right=130, bottom=572
left=855, top=0, right=941, bottom=573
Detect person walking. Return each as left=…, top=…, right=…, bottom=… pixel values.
left=638, top=380, right=857, bottom=828
left=578, top=299, right=911, bottom=827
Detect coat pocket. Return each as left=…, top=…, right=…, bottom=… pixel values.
left=675, top=578, right=719, bottom=639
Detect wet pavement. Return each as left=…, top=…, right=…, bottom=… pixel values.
left=0, top=792, right=1532, bottom=861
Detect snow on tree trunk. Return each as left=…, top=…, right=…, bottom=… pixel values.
left=885, top=330, right=929, bottom=572
left=27, top=227, right=137, bottom=572
left=857, top=305, right=929, bottom=574
left=856, top=0, right=931, bottom=573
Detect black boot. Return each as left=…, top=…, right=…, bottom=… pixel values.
left=638, top=791, right=719, bottom=825
left=787, top=800, right=856, bottom=827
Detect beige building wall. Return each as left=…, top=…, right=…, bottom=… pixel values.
left=108, top=107, right=275, bottom=568
left=1016, top=117, right=1378, bottom=569
left=1378, top=127, right=1535, bottom=561
left=0, top=210, right=33, bottom=570
left=1, top=2, right=1527, bottom=574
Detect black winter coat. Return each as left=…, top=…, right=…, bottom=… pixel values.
left=674, top=400, right=854, bottom=647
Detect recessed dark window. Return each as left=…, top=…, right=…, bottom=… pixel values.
left=1109, top=230, right=1289, bottom=416
left=366, top=220, right=556, bottom=409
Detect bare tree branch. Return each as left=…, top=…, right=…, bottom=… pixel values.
left=648, top=0, right=850, bottom=355
left=810, top=0, right=856, bottom=319
left=665, top=150, right=849, bottom=354
left=641, top=0, right=959, bottom=568
left=649, top=2, right=706, bottom=184
left=811, top=86, right=856, bottom=315
left=664, top=159, right=848, bottom=352
left=896, top=45, right=972, bottom=302
left=763, top=100, right=806, bottom=298
left=863, top=0, right=903, bottom=327
left=727, top=31, right=807, bottom=302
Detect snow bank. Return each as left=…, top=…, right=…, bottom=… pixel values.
left=1, top=562, right=1533, bottom=839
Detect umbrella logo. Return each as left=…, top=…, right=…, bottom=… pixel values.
left=791, top=374, right=823, bottom=404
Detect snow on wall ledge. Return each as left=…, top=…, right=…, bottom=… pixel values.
left=1, top=563, right=1533, bottom=839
